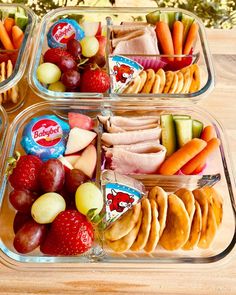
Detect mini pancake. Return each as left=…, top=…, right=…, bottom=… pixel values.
left=198, top=203, right=217, bottom=249
left=141, top=69, right=155, bottom=93
left=181, top=67, right=192, bottom=93
left=202, top=186, right=223, bottom=227
left=168, top=72, right=178, bottom=94
left=182, top=200, right=202, bottom=250
left=144, top=199, right=160, bottom=253
left=163, top=71, right=174, bottom=93
left=159, top=194, right=190, bottom=250
left=156, top=68, right=166, bottom=93
left=175, top=71, right=184, bottom=93
left=131, top=198, right=152, bottom=251
left=123, top=75, right=141, bottom=94
left=175, top=188, right=195, bottom=222
left=104, top=203, right=141, bottom=241
left=106, top=210, right=143, bottom=253
left=148, top=186, right=168, bottom=236
left=138, top=70, right=147, bottom=92
left=151, top=74, right=161, bottom=94
left=189, top=64, right=201, bottom=93
left=193, top=189, right=209, bottom=244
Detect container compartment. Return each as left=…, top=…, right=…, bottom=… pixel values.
left=0, top=101, right=105, bottom=267
left=28, top=7, right=214, bottom=103
left=0, top=4, right=36, bottom=112
left=0, top=101, right=235, bottom=269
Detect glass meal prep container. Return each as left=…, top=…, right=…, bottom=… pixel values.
left=28, top=7, right=214, bottom=103
left=0, top=105, right=8, bottom=162
left=0, top=4, right=36, bottom=113
left=0, top=100, right=235, bottom=271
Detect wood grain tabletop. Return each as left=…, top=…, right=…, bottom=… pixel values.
left=2, top=27, right=236, bottom=295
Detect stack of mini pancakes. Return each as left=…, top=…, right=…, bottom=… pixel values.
left=105, top=185, right=223, bottom=253
left=122, top=64, right=200, bottom=95
left=0, top=60, right=19, bottom=105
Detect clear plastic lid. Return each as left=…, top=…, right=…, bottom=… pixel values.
left=28, top=7, right=214, bottom=104
left=0, top=101, right=235, bottom=271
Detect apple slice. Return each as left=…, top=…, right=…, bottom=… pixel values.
left=64, top=154, right=81, bottom=167
left=68, top=112, right=94, bottom=130
left=81, top=21, right=101, bottom=37
left=74, top=144, right=97, bottom=178
left=58, top=156, right=73, bottom=170
left=65, top=127, right=97, bottom=155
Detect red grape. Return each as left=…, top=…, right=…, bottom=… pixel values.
left=67, top=39, right=82, bottom=58
left=61, top=70, right=80, bottom=90
left=65, top=169, right=89, bottom=193
left=39, top=159, right=65, bottom=192
left=57, top=56, right=77, bottom=72
left=13, top=220, right=47, bottom=254
left=9, top=189, right=38, bottom=213
left=13, top=211, right=32, bottom=234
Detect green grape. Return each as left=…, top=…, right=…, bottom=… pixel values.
left=48, top=81, right=66, bottom=92
left=80, top=36, right=99, bottom=58
left=31, top=193, right=66, bottom=224
left=37, top=63, right=61, bottom=84
left=75, top=182, right=103, bottom=216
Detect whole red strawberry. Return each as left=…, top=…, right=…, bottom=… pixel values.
left=8, top=153, right=43, bottom=192
left=41, top=210, right=94, bottom=255
left=43, top=48, right=75, bottom=65
left=80, top=66, right=110, bottom=93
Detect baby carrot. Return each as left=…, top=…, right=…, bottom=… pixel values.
left=159, top=138, right=207, bottom=175
left=4, top=17, right=15, bottom=35
left=0, top=20, right=14, bottom=50
left=172, top=21, right=184, bottom=61
left=183, top=22, right=199, bottom=55
left=181, top=138, right=220, bottom=175
left=12, top=25, right=24, bottom=49
left=156, top=21, right=174, bottom=61
left=201, top=125, right=216, bottom=142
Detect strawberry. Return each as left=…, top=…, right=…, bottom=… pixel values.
left=41, top=210, right=94, bottom=255
left=80, top=66, right=110, bottom=93
left=43, top=48, right=75, bottom=65
left=8, top=153, right=43, bottom=192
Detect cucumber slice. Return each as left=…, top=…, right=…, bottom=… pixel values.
left=146, top=10, right=160, bottom=25
left=175, top=12, right=182, bottom=21
left=17, top=7, right=26, bottom=16
left=174, top=119, right=192, bottom=147
left=173, top=114, right=191, bottom=120
left=15, top=12, right=28, bottom=30
left=192, top=120, right=203, bottom=138
left=182, top=14, right=195, bottom=44
left=167, top=11, right=176, bottom=29
left=159, top=12, right=169, bottom=23
left=160, top=114, right=177, bottom=157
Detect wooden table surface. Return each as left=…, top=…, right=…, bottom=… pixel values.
left=2, top=28, right=236, bottom=294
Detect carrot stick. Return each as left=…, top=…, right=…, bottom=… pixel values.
left=183, top=22, right=199, bottom=55
left=156, top=21, right=174, bottom=61
left=172, top=21, right=183, bottom=61
left=12, top=25, right=24, bottom=49
left=181, top=138, right=220, bottom=175
left=4, top=18, right=15, bottom=36
left=0, top=20, right=14, bottom=50
left=159, top=138, right=207, bottom=175
left=201, top=125, right=216, bottom=142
